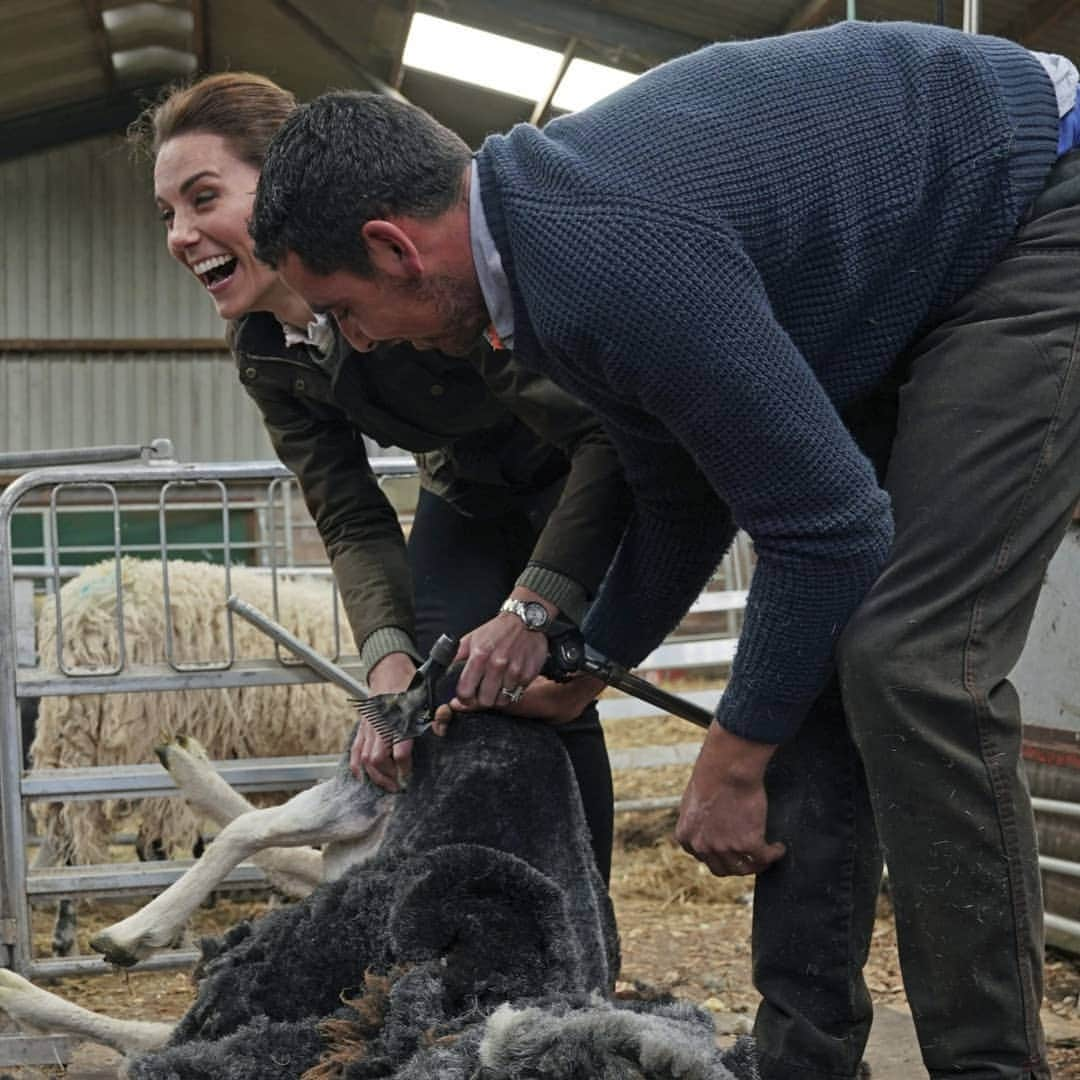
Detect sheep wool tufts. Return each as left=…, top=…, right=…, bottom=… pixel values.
left=31, top=557, right=358, bottom=867
left=477, top=997, right=735, bottom=1078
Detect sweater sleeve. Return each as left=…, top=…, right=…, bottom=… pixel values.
left=532, top=210, right=894, bottom=743
left=584, top=430, right=737, bottom=658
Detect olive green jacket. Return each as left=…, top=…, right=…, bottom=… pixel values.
left=231, top=312, right=630, bottom=672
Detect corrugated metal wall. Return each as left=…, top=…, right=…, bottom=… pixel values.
left=0, top=351, right=272, bottom=461
left=1, top=135, right=220, bottom=338
left=0, top=134, right=275, bottom=461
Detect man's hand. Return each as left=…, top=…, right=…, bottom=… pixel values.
left=451, top=589, right=555, bottom=709
left=436, top=673, right=605, bottom=725
left=675, top=724, right=785, bottom=877
left=350, top=651, right=417, bottom=791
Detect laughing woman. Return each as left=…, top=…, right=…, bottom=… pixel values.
left=132, top=73, right=629, bottom=880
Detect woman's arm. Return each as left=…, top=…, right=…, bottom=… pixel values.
left=240, top=373, right=422, bottom=675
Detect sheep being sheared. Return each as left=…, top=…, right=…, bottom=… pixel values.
left=0, top=714, right=759, bottom=1079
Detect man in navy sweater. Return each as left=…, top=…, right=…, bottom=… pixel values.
left=250, top=21, right=1080, bottom=1079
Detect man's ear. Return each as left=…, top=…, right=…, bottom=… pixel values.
left=361, top=220, right=423, bottom=279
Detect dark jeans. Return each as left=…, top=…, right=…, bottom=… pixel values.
left=408, top=484, right=615, bottom=884
left=753, top=152, right=1080, bottom=1079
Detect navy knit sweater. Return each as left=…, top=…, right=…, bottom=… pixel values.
left=475, top=21, right=1059, bottom=743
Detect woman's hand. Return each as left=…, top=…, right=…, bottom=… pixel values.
left=436, top=673, right=606, bottom=726
left=350, top=651, right=417, bottom=791
left=450, top=591, right=556, bottom=710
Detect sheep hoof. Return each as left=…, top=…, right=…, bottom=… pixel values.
left=154, top=733, right=210, bottom=772
left=179, top=734, right=211, bottom=760
left=51, top=898, right=78, bottom=957
left=89, top=929, right=146, bottom=968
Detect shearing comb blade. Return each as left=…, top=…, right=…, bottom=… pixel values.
left=353, top=633, right=460, bottom=744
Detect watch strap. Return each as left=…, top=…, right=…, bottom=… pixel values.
left=499, top=597, right=554, bottom=631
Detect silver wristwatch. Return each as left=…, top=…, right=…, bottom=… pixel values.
left=499, top=597, right=552, bottom=631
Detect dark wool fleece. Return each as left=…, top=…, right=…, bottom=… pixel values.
left=475, top=20, right=1060, bottom=742
left=124, top=716, right=758, bottom=1077
left=124, top=716, right=632, bottom=1079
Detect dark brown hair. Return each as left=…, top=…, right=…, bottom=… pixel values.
left=129, top=71, right=296, bottom=167
left=252, top=92, right=471, bottom=276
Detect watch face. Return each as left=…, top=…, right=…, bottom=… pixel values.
left=523, top=602, right=549, bottom=629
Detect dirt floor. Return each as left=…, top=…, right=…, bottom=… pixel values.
left=8, top=708, right=1080, bottom=1077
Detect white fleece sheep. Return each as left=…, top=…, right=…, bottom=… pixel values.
left=30, top=557, right=359, bottom=869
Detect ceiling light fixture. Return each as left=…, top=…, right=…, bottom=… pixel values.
left=403, top=14, right=637, bottom=113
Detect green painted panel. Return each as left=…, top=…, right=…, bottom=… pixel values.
left=9, top=508, right=254, bottom=567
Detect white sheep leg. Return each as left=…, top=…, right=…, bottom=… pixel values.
left=91, top=775, right=392, bottom=967
left=0, top=968, right=172, bottom=1055
left=157, top=735, right=323, bottom=898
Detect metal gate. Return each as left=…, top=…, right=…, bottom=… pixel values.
left=0, top=440, right=751, bottom=980
left=0, top=440, right=421, bottom=984
left=0, top=439, right=753, bottom=1067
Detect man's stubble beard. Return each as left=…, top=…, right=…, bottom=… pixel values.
left=418, top=272, right=491, bottom=357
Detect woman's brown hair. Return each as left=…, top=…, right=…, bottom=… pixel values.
left=129, top=71, right=296, bottom=166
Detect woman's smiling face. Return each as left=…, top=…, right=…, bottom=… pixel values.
left=154, top=132, right=281, bottom=320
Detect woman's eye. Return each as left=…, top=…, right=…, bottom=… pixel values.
left=158, top=208, right=174, bottom=225
left=194, top=190, right=217, bottom=207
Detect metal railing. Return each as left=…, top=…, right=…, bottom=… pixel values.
left=3, top=439, right=1079, bottom=1060
left=0, top=443, right=748, bottom=986
left=0, top=444, right=419, bottom=984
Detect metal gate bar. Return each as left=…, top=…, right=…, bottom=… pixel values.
left=0, top=447, right=417, bottom=979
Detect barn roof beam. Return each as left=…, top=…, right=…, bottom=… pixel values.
left=81, top=0, right=115, bottom=95
left=192, top=0, right=209, bottom=74
left=268, top=0, right=407, bottom=100
left=783, top=0, right=842, bottom=33
left=783, top=0, right=1080, bottom=38
left=0, top=84, right=158, bottom=163
left=530, top=36, right=578, bottom=126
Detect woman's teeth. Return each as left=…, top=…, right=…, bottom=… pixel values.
left=191, top=254, right=238, bottom=287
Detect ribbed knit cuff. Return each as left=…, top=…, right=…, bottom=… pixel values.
left=516, top=564, right=587, bottom=624
left=359, top=627, right=422, bottom=678
left=974, top=37, right=1060, bottom=206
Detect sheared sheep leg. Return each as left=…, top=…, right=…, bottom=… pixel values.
left=0, top=967, right=172, bottom=1054
left=157, top=734, right=323, bottom=898
left=91, top=774, right=392, bottom=967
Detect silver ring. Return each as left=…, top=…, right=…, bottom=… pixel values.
left=498, top=685, right=525, bottom=704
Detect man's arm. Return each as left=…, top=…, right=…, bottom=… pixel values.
left=518, top=206, right=894, bottom=745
